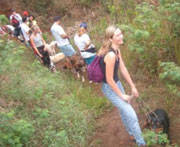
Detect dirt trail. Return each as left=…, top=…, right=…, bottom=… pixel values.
left=94, top=98, right=144, bottom=147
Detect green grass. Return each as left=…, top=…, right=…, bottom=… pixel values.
left=0, top=38, right=108, bottom=147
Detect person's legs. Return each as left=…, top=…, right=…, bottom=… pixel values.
left=38, top=46, right=50, bottom=66
left=58, top=44, right=76, bottom=56
left=14, top=28, right=18, bottom=37
left=102, top=81, right=145, bottom=146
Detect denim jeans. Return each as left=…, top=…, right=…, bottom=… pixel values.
left=102, top=81, right=145, bottom=146
left=58, top=44, right=76, bottom=56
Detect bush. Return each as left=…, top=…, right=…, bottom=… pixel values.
left=143, top=129, right=170, bottom=146
left=0, top=15, right=8, bottom=25
left=0, top=112, right=34, bottom=147
left=159, top=62, right=180, bottom=86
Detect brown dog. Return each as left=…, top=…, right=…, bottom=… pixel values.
left=62, top=54, right=86, bottom=82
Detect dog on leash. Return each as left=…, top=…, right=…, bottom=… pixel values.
left=145, top=109, right=170, bottom=139
left=62, top=54, right=86, bottom=82
left=45, top=41, right=57, bottom=56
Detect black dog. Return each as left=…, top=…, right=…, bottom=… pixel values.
left=145, top=109, right=170, bottom=139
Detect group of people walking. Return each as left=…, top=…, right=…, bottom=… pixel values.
left=1, top=9, right=146, bottom=146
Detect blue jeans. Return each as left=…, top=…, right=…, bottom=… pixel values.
left=58, top=44, right=76, bottom=56
left=102, top=81, right=145, bottom=146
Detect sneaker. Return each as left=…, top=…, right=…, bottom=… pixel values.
left=50, top=64, right=56, bottom=72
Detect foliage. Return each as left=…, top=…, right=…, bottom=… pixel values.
left=90, top=17, right=108, bottom=49
left=159, top=62, right=180, bottom=86
left=0, top=14, right=8, bottom=25
left=0, top=112, right=34, bottom=147
left=20, top=0, right=54, bottom=14
left=0, top=38, right=108, bottom=146
left=159, top=62, right=180, bottom=96
left=115, top=1, right=180, bottom=74
left=143, top=129, right=170, bottom=146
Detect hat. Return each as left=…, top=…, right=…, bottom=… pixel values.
left=80, top=22, right=87, bottom=29
left=23, top=11, right=29, bottom=16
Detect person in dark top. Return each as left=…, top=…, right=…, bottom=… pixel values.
left=98, top=25, right=145, bottom=146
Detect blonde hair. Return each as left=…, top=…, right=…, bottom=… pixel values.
left=98, top=25, right=118, bottom=56
left=31, top=25, right=39, bottom=32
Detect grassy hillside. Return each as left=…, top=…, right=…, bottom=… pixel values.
left=0, top=38, right=109, bottom=146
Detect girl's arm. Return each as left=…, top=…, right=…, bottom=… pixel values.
left=30, top=35, right=43, bottom=58
left=105, top=52, right=131, bottom=102
left=118, top=51, right=139, bottom=98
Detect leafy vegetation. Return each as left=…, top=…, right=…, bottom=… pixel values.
left=143, top=129, right=170, bottom=146
left=0, top=39, right=108, bottom=146
left=0, top=14, right=8, bottom=25
left=1, top=0, right=180, bottom=146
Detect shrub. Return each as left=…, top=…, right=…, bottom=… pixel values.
left=143, top=129, right=170, bottom=146
left=0, top=15, right=8, bottom=25
left=159, top=62, right=180, bottom=86
left=0, top=112, right=35, bottom=147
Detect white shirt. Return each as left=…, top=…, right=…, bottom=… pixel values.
left=74, top=33, right=96, bottom=58
left=21, top=23, right=30, bottom=41
left=10, top=13, right=22, bottom=26
left=51, top=23, right=69, bottom=47
left=74, top=33, right=90, bottom=51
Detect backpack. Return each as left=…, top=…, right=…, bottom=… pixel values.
left=11, top=15, right=20, bottom=28
left=87, top=56, right=104, bottom=83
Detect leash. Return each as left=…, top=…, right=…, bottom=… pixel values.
left=136, top=98, right=158, bottom=121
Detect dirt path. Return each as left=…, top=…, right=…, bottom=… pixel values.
left=94, top=99, right=144, bottom=147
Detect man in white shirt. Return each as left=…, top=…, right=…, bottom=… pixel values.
left=9, top=10, right=23, bottom=39
left=51, top=16, right=76, bottom=56
left=21, top=17, right=31, bottom=46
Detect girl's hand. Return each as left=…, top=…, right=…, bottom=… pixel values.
left=39, top=54, right=43, bottom=58
left=122, top=94, right=132, bottom=104
left=131, top=87, right=139, bottom=98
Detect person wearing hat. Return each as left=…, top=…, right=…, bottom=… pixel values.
left=23, top=11, right=29, bottom=18
left=74, top=22, right=96, bottom=65
left=51, top=16, right=76, bottom=56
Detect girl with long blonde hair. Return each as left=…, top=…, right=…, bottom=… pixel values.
left=99, top=25, right=145, bottom=146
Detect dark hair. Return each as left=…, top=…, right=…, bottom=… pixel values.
left=22, top=17, right=27, bottom=22
left=29, top=15, right=35, bottom=20
left=53, top=16, right=61, bottom=22
left=11, top=9, right=15, bottom=12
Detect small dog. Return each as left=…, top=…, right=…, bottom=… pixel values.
left=45, top=41, right=57, bottom=56
left=62, top=54, right=86, bottom=82
left=145, top=109, right=170, bottom=139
